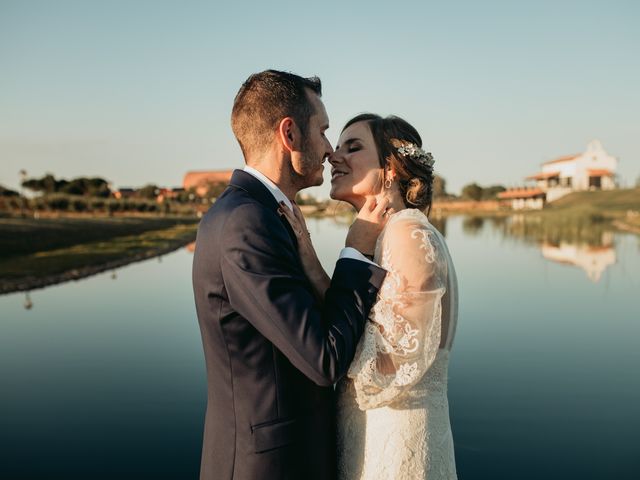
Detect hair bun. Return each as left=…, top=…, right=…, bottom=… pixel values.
left=405, top=177, right=432, bottom=209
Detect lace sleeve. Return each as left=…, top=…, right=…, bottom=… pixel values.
left=347, top=214, right=448, bottom=409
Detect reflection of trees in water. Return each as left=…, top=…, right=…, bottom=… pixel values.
left=457, top=215, right=508, bottom=237
left=500, top=214, right=613, bottom=247
left=428, top=216, right=446, bottom=237
left=466, top=214, right=619, bottom=282
left=462, top=216, right=484, bottom=236
left=487, top=216, right=508, bottom=229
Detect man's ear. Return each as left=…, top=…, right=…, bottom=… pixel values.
left=278, top=117, right=298, bottom=153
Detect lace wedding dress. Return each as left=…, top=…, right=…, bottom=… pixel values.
left=336, top=208, right=458, bottom=479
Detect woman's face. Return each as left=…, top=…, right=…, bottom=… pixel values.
left=329, top=121, right=383, bottom=209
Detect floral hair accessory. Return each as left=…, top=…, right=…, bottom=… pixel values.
left=395, top=141, right=435, bottom=168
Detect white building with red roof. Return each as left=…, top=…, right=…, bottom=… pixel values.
left=499, top=140, right=618, bottom=209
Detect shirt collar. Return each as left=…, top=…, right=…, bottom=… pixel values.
left=242, top=165, right=293, bottom=210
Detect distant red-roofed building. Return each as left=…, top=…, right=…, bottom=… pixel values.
left=183, top=170, right=234, bottom=197
left=499, top=140, right=618, bottom=209
left=498, top=187, right=546, bottom=210
left=113, top=188, right=136, bottom=199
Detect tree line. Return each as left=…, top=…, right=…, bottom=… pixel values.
left=1, top=173, right=508, bottom=209
left=21, top=174, right=112, bottom=197
left=0, top=174, right=202, bottom=215
left=423, top=176, right=506, bottom=201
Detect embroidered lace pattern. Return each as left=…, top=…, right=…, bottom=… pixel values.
left=337, top=208, right=459, bottom=479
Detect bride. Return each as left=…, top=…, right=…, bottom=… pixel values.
left=281, top=113, right=459, bottom=479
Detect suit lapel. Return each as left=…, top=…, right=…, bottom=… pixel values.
left=229, top=170, right=299, bottom=249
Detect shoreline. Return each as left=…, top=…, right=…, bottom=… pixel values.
left=0, top=232, right=196, bottom=295
left=2, top=192, right=638, bottom=295
left=0, top=219, right=198, bottom=295
left=0, top=237, right=193, bottom=295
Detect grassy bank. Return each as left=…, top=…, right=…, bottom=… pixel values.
left=441, top=189, right=640, bottom=246
left=0, top=216, right=199, bottom=258
left=429, top=189, right=640, bottom=229
left=532, top=188, right=640, bottom=233
left=0, top=216, right=199, bottom=294
left=545, top=187, right=639, bottom=212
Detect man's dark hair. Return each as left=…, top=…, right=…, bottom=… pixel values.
left=231, top=70, right=322, bottom=159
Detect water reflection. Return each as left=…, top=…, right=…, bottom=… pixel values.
left=23, top=292, right=33, bottom=310
left=453, top=214, right=621, bottom=283
left=501, top=213, right=612, bottom=247
left=429, top=216, right=446, bottom=237
left=541, top=234, right=616, bottom=282
left=462, top=216, right=484, bottom=236
left=1, top=215, right=638, bottom=480
left=184, top=214, right=620, bottom=282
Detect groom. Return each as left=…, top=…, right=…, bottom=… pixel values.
left=192, top=70, right=386, bottom=480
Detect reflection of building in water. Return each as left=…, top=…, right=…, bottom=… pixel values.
left=541, top=233, right=616, bottom=282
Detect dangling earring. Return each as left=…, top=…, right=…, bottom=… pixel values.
left=384, top=167, right=394, bottom=189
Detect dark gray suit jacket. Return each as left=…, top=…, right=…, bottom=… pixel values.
left=192, top=170, right=385, bottom=480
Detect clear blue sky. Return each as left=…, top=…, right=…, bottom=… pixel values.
left=1, top=0, right=638, bottom=196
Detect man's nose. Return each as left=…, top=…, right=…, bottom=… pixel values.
left=325, top=139, right=334, bottom=155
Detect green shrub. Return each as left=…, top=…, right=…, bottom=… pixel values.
left=91, top=198, right=106, bottom=210
left=107, top=200, right=121, bottom=213
left=46, top=195, right=70, bottom=210
left=71, top=198, right=88, bottom=212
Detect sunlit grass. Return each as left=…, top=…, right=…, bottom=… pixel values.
left=546, top=188, right=640, bottom=212
left=0, top=223, right=196, bottom=279
left=0, top=219, right=198, bottom=294
left=0, top=216, right=199, bottom=259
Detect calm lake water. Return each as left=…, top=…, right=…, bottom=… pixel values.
left=1, top=215, right=638, bottom=479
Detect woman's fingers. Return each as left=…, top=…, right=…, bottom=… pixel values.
left=371, top=196, right=390, bottom=217
left=292, top=202, right=307, bottom=225
left=358, top=195, right=391, bottom=222
left=278, top=202, right=294, bottom=221
left=278, top=203, right=298, bottom=228
left=361, top=196, right=377, bottom=214
left=279, top=202, right=308, bottom=239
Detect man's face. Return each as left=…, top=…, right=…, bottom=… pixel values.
left=291, top=91, right=333, bottom=189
